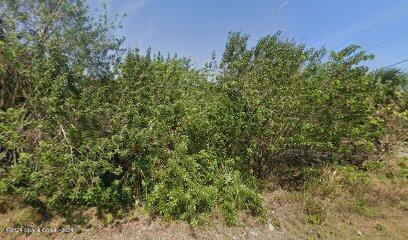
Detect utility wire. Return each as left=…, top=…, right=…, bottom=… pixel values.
left=357, top=2, right=408, bottom=37
left=334, top=2, right=408, bottom=48
left=385, top=58, right=408, bottom=68
left=367, top=29, right=408, bottom=51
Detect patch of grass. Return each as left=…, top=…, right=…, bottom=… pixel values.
left=272, top=191, right=305, bottom=203
left=104, top=213, right=114, bottom=225
left=302, top=167, right=338, bottom=198
left=0, top=196, right=21, bottom=214
left=306, top=213, right=322, bottom=225
left=384, top=170, right=395, bottom=179
left=0, top=196, right=7, bottom=213
left=9, top=207, right=44, bottom=227
left=337, top=165, right=371, bottom=186
left=352, top=198, right=377, bottom=218
left=376, top=156, right=408, bottom=180
left=397, top=157, right=408, bottom=169
left=125, top=210, right=141, bottom=222
left=397, top=157, right=408, bottom=178
left=397, top=200, right=408, bottom=211
left=400, top=168, right=408, bottom=178
left=374, top=223, right=386, bottom=231
left=304, top=199, right=326, bottom=225
left=269, top=217, right=282, bottom=230
left=362, top=161, right=385, bottom=171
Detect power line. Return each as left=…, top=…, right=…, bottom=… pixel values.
left=334, top=2, right=408, bottom=48
left=357, top=2, right=408, bottom=37
left=385, top=58, right=408, bottom=68
left=367, top=29, right=408, bottom=51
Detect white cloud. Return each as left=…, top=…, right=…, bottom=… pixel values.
left=278, top=1, right=289, bottom=10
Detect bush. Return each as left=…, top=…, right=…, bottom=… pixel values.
left=218, top=32, right=386, bottom=175
left=1, top=0, right=406, bottom=226
left=146, top=148, right=265, bottom=224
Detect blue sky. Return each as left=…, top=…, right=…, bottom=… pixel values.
left=89, top=0, right=408, bottom=70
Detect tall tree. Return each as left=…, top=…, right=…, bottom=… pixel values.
left=0, top=0, right=124, bottom=110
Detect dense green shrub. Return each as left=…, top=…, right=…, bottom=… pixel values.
left=217, top=32, right=385, bottom=173
left=1, top=0, right=406, bottom=225
left=373, top=68, right=407, bottom=110
left=146, top=148, right=264, bottom=225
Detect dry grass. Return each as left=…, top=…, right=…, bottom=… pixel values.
left=1, top=143, right=407, bottom=240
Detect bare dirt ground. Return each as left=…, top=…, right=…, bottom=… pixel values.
left=1, top=143, right=407, bottom=240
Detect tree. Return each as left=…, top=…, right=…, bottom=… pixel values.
left=0, top=0, right=124, bottom=110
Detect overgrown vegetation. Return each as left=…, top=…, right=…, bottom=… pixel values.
left=0, top=0, right=407, bottom=227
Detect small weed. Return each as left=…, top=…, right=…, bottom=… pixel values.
left=399, top=168, right=408, bottom=178
left=397, top=200, right=408, bottom=211
left=385, top=170, right=395, bottom=179
left=304, top=199, right=326, bottom=225
left=302, top=167, right=337, bottom=198
left=362, top=161, right=385, bottom=171
left=398, top=158, right=408, bottom=178
left=126, top=211, right=140, bottom=222
left=397, top=157, right=408, bottom=168
left=104, top=213, right=114, bottom=225
left=375, top=223, right=386, bottom=231
left=353, top=198, right=377, bottom=218
left=307, top=213, right=322, bottom=225
left=337, top=165, right=371, bottom=186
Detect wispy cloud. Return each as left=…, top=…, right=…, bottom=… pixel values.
left=278, top=1, right=289, bottom=10
left=147, top=18, right=156, bottom=34
left=313, top=26, right=361, bottom=49
left=125, top=0, right=149, bottom=14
